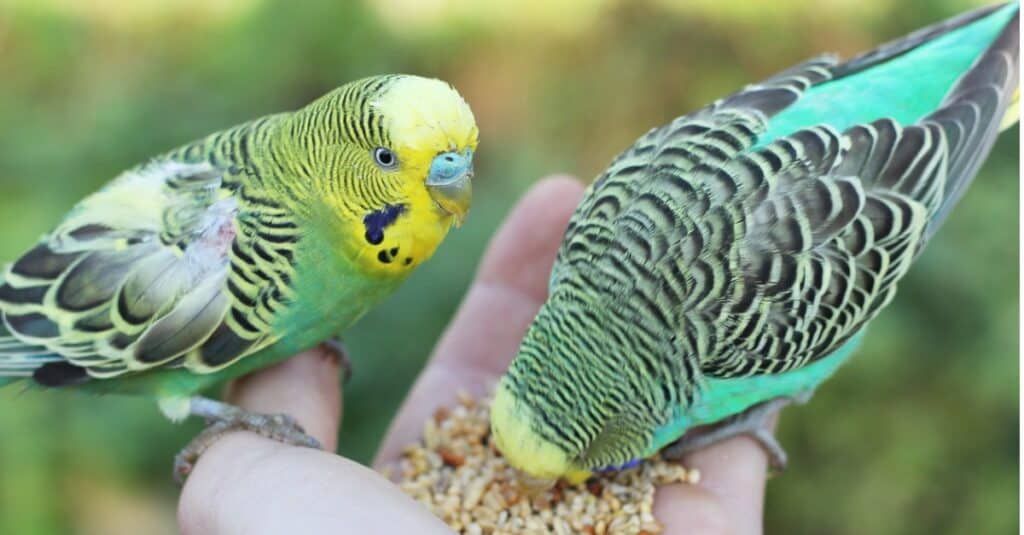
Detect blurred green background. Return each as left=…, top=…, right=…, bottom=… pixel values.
left=0, top=0, right=1017, bottom=533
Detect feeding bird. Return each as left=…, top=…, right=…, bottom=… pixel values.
left=0, top=74, right=478, bottom=479
left=491, top=3, right=1019, bottom=485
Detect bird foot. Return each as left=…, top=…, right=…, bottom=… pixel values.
left=173, top=396, right=321, bottom=484
left=661, top=395, right=803, bottom=473
left=322, top=338, right=354, bottom=384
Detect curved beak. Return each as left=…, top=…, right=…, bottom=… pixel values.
left=426, top=150, right=473, bottom=224
left=514, top=473, right=558, bottom=498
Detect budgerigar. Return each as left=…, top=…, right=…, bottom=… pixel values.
left=0, top=75, right=478, bottom=478
left=491, top=3, right=1019, bottom=484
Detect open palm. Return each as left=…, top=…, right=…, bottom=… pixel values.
left=178, top=177, right=772, bottom=535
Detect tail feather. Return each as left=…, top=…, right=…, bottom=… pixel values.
left=0, top=377, right=24, bottom=388
left=999, top=86, right=1019, bottom=131
left=924, top=7, right=1019, bottom=238
left=0, top=328, right=60, bottom=379
left=0, top=274, right=62, bottom=383
left=831, top=3, right=1008, bottom=81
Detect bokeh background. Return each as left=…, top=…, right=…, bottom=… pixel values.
left=0, top=0, right=1017, bottom=533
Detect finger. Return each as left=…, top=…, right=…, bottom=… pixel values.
left=374, top=175, right=585, bottom=466
left=434, top=174, right=586, bottom=373
left=654, top=415, right=777, bottom=535
left=180, top=350, right=447, bottom=534
left=226, top=347, right=343, bottom=450
left=179, top=437, right=451, bottom=535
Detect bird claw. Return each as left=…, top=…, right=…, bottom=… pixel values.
left=173, top=396, right=322, bottom=485
left=322, top=338, right=354, bottom=384
left=172, top=341, right=351, bottom=484
left=174, top=420, right=233, bottom=484
left=661, top=395, right=801, bottom=473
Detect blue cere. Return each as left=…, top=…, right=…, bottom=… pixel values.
left=426, top=150, right=473, bottom=186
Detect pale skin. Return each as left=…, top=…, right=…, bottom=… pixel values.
left=178, top=176, right=775, bottom=535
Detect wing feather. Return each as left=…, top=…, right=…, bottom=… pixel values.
left=0, top=161, right=274, bottom=383
left=550, top=12, right=1016, bottom=384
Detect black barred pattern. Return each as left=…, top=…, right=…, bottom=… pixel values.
left=505, top=9, right=1018, bottom=470
left=0, top=75, right=418, bottom=381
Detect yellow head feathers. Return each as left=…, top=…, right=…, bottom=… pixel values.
left=280, top=74, right=479, bottom=277
left=491, top=380, right=593, bottom=485
left=373, top=75, right=479, bottom=156
left=373, top=75, right=478, bottom=224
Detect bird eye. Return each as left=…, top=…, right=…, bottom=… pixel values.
left=372, top=147, right=398, bottom=170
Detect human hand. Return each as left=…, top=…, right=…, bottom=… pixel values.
left=178, top=176, right=772, bottom=535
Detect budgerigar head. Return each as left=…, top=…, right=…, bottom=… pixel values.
left=491, top=374, right=594, bottom=487
left=491, top=301, right=669, bottom=487
left=284, top=74, right=478, bottom=225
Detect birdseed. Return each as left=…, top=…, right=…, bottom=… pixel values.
left=386, top=391, right=699, bottom=534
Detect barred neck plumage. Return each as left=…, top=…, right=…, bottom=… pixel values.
left=275, top=76, right=407, bottom=219
left=507, top=289, right=693, bottom=469
left=168, top=76, right=410, bottom=219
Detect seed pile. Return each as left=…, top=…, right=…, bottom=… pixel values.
left=387, top=392, right=699, bottom=534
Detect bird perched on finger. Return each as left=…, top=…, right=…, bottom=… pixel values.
left=491, top=3, right=1019, bottom=485
left=0, top=74, right=478, bottom=480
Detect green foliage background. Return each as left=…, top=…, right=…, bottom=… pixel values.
left=0, top=1, right=1016, bottom=533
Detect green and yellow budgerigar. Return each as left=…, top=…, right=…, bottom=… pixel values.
left=491, top=3, right=1019, bottom=484
left=0, top=74, right=478, bottom=476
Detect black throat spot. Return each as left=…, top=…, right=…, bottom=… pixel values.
left=363, top=203, right=407, bottom=245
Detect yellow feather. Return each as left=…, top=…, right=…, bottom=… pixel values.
left=338, top=75, right=479, bottom=278
left=491, top=380, right=593, bottom=484
left=373, top=76, right=478, bottom=157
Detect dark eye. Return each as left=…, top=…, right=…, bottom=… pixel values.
left=372, top=147, right=398, bottom=170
